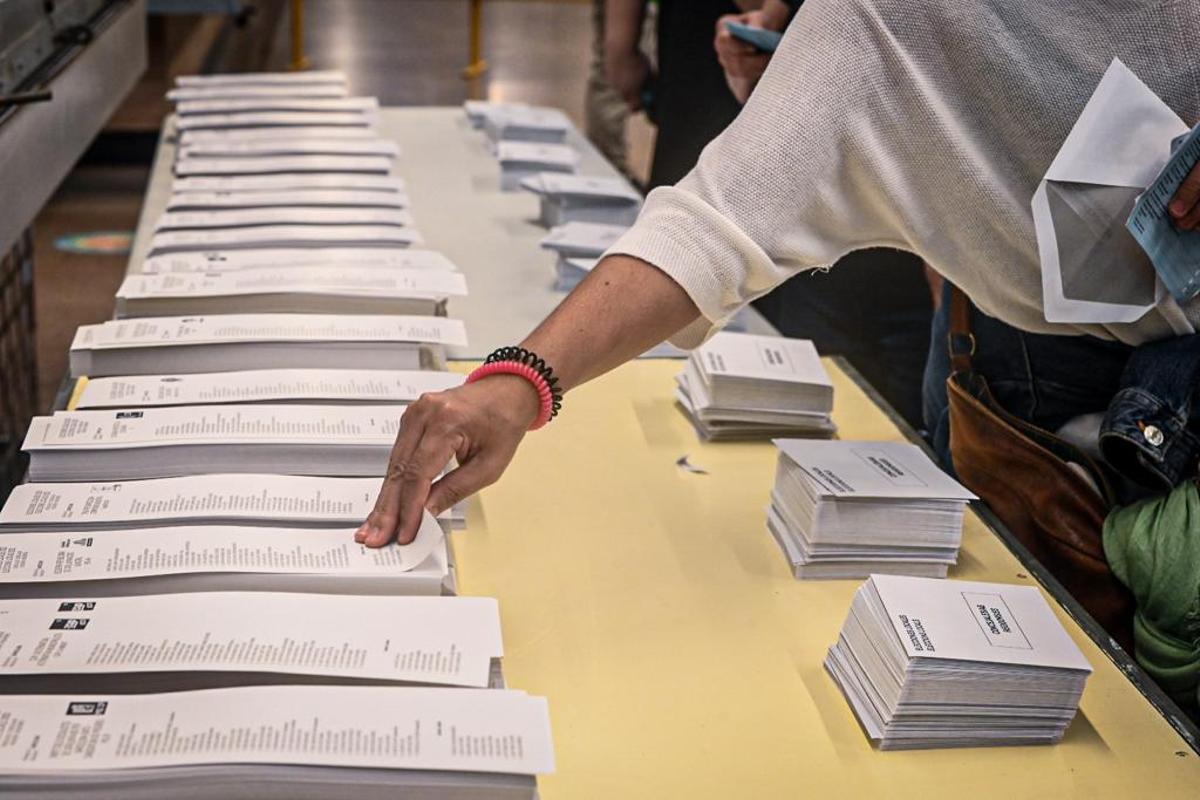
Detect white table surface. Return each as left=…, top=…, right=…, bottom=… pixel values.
left=127, top=106, right=775, bottom=359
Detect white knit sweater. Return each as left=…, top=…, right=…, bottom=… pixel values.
left=608, top=0, right=1200, bottom=347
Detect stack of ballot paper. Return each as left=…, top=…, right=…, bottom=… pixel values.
left=497, top=141, right=580, bottom=191
left=768, top=440, right=977, bottom=579
left=0, top=473, right=463, bottom=532
left=0, top=592, right=501, bottom=692
left=140, top=246, right=455, bottom=274
left=114, top=266, right=466, bottom=318
left=826, top=574, right=1092, bottom=749
left=0, top=685, right=553, bottom=799
left=68, top=314, right=467, bottom=376
left=675, top=332, right=836, bottom=440
left=0, top=523, right=456, bottom=598
left=485, top=106, right=572, bottom=144
left=22, top=405, right=408, bottom=481
left=521, top=172, right=641, bottom=227
left=73, top=368, right=463, bottom=408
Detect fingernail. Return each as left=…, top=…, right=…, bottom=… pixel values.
left=1171, top=200, right=1186, bottom=217
left=353, top=523, right=368, bottom=543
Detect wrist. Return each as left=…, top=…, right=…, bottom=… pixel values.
left=473, top=373, right=542, bottom=429
left=467, top=347, right=563, bottom=431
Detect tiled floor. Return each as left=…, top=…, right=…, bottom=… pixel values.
left=30, top=0, right=655, bottom=410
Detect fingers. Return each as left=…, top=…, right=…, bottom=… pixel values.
left=1170, top=162, right=1200, bottom=230
left=356, top=397, right=443, bottom=547
left=425, top=452, right=508, bottom=518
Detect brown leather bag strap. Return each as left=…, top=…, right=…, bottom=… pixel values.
left=948, top=285, right=976, bottom=375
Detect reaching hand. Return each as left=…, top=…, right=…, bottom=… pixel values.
left=714, top=12, right=773, bottom=104
left=605, top=46, right=652, bottom=111
left=355, top=375, right=540, bottom=547
left=1170, top=159, right=1200, bottom=231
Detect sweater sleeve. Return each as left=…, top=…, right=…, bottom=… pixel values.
left=605, top=0, right=920, bottom=347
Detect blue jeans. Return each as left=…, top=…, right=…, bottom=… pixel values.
left=922, top=284, right=1131, bottom=470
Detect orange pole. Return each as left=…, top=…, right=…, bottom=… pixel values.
left=462, top=0, right=488, bottom=79
left=290, top=0, right=310, bottom=71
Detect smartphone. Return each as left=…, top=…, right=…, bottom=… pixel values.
left=725, top=21, right=783, bottom=53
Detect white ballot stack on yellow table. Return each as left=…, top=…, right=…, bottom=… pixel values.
left=676, top=332, right=836, bottom=441
left=68, top=314, right=466, bottom=376
left=768, top=439, right=975, bottom=579
left=826, top=575, right=1092, bottom=750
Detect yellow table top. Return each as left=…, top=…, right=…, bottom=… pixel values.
left=451, top=358, right=1200, bottom=799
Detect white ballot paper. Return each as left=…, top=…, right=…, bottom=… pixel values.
left=521, top=173, right=641, bottom=227
left=0, top=592, right=500, bottom=689
left=496, top=142, right=580, bottom=170
left=867, top=574, right=1092, bottom=670
left=75, top=369, right=464, bottom=409
left=167, top=84, right=349, bottom=102
left=177, top=70, right=348, bottom=87
left=179, top=126, right=379, bottom=145
left=0, top=685, right=555, bottom=776
left=166, top=188, right=411, bottom=211
left=0, top=524, right=451, bottom=597
left=69, top=314, right=464, bottom=376
left=72, top=314, right=466, bottom=351
left=141, top=247, right=456, bottom=274
left=118, top=266, right=465, bottom=304
left=464, top=99, right=530, bottom=128
left=773, top=439, right=978, bottom=501
left=176, top=96, right=379, bottom=116
left=171, top=173, right=404, bottom=193
left=174, top=155, right=393, bottom=177
left=148, top=224, right=423, bottom=254
left=497, top=142, right=580, bottom=191
left=484, top=107, right=572, bottom=144
left=33, top=404, right=405, bottom=446
left=1034, top=58, right=1191, bottom=326
left=177, top=112, right=375, bottom=131
left=23, top=404, right=408, bottom=480
left=0, top=474, right=381, bottom=530
left=180, top=138, right=399, bottom=159
left=115, top=268, right=463, bottom=319
left=154, top=207, right=412, bottom=231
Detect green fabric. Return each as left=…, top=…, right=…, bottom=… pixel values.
left=1103, top=480, right=1200, bottom=711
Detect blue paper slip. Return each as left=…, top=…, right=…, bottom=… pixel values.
left=724, top=21, right=783, bottom=53
left=1127, top=124, right=1200, bottom=303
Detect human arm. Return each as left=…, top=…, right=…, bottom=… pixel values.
left=355, top=255, right=700, bottom=546
left=360, top=0, right=912, bottom=547
left=604, top=0, right=651, bottom=110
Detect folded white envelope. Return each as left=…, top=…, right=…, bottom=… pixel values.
left=1033, top=58, right=1190, bottom=326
